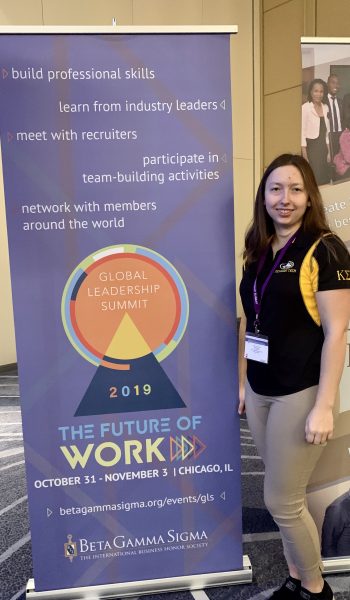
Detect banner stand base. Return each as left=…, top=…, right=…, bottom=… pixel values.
left=323, top=556, right=350, bottom=574
left=26, top=555, right=252, bottom=599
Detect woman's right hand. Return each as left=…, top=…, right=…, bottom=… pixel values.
left=238, top=314, right=247, bottom=415
left=238, top=384, right=245, bottom=415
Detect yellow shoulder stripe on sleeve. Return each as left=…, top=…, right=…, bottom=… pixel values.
left=299, top=239, right=321, bottom=326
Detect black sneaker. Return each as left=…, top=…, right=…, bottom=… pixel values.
left=300, top=579, right=334, bottom=600
left=269, top=576, right=301, bottom=598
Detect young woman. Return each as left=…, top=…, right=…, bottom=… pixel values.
left=238, top=154, right=350, bottom=600
left=301, top=79, right=331, bottom=185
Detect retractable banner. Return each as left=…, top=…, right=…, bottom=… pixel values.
left=0, top=30, right=242, bottom=592
left=301, top=39, right=350, bottom=562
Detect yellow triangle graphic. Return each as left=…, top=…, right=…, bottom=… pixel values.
left=105, top=313, right=151, bottom=360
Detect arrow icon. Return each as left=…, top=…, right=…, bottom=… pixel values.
left=221, top=154, right=227, bottom=163
left=220, top=492, right=226, bottom=500
left=7, top=132, right=13, bottom=142
left=170, top=434, right=206, bottom=461
left=47, top=508, right=53, bottom=517
left=2, top=68, right=8, bottom=79
left=220, top=100, right=226, bottom=110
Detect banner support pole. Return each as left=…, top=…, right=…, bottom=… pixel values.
left=26, top=556, right=252, bottom=599
left=323, top=557, right=350, bottom=574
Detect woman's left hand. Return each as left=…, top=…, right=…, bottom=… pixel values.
left=305, top=406, right=334, bottom=445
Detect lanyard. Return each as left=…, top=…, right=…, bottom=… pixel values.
left=253, top=232, right=298, bottom=333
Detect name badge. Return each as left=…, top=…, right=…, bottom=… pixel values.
left=244, top=332, right=269, bottom=364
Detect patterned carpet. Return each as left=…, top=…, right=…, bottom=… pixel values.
left=1, top=365, right=349, bottom=600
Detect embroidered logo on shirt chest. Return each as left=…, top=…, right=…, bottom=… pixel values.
left=275, top=260, right=296, bottom=273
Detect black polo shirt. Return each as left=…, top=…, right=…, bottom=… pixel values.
left=239, top=231, right=350, bottom=396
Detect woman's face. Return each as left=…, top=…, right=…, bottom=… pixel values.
left=310, top=83, right=324, bottom=104
left=264, top=165, right=309, bottom=233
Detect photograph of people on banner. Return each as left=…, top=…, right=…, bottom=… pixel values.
left=302, top=39, right=350, bottom=562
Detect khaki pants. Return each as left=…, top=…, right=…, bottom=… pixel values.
left=245, top=383, right=339, bottom=579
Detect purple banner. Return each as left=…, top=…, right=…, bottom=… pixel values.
left=0, top=32, right=241, bottom=592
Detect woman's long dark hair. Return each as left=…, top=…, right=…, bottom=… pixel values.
left=243, top=154, right=332, bottom=265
